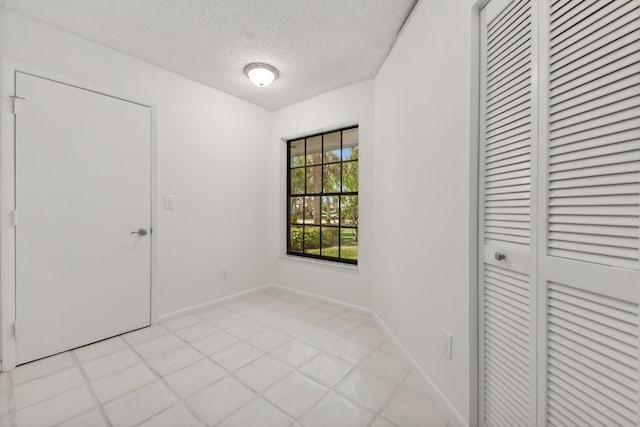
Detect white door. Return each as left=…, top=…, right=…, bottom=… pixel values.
left=479, top=0, right=537, bottom=425
left=479, top=0, right=640, bottom=425
left=15, top=72, right=152, bottom=364
left=540, top=0, right=640, bottom=424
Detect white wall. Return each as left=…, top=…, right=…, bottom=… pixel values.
left=268, top=80, right=374, bottom=308
left=0, top=9, right=272, bottom=317
left=372, top=0, right=477, bottom=424
left=1, top=4, right=480, bottom=423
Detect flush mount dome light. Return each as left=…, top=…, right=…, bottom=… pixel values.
left=244, top=62, right=279, bottom=87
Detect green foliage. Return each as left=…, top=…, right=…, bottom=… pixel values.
left=341, top=196, right=359, bottom=229
left=342, top=161, right=358, bottom=192
left=289, top=226, right=320, bottom=250
left=288, top=131, right=359, bottom=261
left=323, top=164, right=341, bottom=192
left=289, top=226, right=303, bottom=251
left=306, top=246, right=357, bottom=259
left=290, top=226, right=358, bottom=261
left=322, top=227, right=339, bottom=247
left=290, top=168, right=304, bottom=194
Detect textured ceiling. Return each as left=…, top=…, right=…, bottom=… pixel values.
left=0, top=0, right=418, bottom=109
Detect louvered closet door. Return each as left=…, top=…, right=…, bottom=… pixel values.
left=540, top=0, right=640, bottom=425
left=479, top=0, right=538, bottom=425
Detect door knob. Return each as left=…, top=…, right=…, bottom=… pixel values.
left=494, top=252, right=506, bottom=261
left=130, top=228, right=148, bottom=236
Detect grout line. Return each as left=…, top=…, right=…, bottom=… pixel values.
left=119, top=337, right=209, bottom=427
left=68, top=350, right=113, bottom=427
left=6, top=288, right=424, bottom=427
left=167, top=289, right=355, bottom=425
left=10, top=366, right=89, bottom=414
left=208, top=290, right=385, bottom=424
left=9, top=357, right=74, bottom=387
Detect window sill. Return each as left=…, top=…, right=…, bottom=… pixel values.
left=279, top=254, right=359, bottom=271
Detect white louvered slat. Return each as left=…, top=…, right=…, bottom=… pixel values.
left=547, top=0, right=640, bottom=271
left=481, top=1, right=536, bottom=425
left=551, top=21, right=640, bottom=82
left=480, top=0, right=640, bottom=424
left=546, top=282, right=640, bottom=426
left=484, top=0, right=532, bottom=252
left=550, top=63, right=640, bottom=110
left=550, top=1, right=639, bottom=53
left=483, top=263, right=533, bottom=427
left=551, top=2, right=640, bottom=63
left=548, top=128, right=640, bottom=155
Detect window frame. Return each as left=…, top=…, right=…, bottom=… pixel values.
left=286, top=125, right=359, bottom=265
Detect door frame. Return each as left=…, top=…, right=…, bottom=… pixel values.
left=0, top=58, right=160, bottom=371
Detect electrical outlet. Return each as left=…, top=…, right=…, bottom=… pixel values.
left=220, top=266, right=228, bottom=279
left=442, top=330, right=453, bottom=360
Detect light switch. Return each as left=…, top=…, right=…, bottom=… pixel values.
left=164, top=196, right=176, bottom=210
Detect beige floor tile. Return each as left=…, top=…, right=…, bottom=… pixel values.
left=103, top=381, right=177, bottom=427
left=299, top=352, right=354, bottom=387
left=336, top=368, right=396, bottom=412
left=300, top=391, right=375, bottom=427
left=263, top=372, right=327, bottom=418
left=235, top=355, right=292, bottom=392
left=211, top=342, right=263, bottom=371
left=15, top=385, right=94, bottom=427
left=138, top=404, right=202, bottom=427
left=270, top=340, right=320, bottom=368
left=91, top=363, right=156, bottom=403
left=164, top=359, right=226, bottom=398
left=187, top=377, right=254, bottom=426
left=382, top=385, right=449, bottom=427
left=218, top=398, right=291, bottom=427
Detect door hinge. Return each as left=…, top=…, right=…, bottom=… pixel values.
left=12, top=323, right=17, bottom=339
left=11, top=211, right=18, bottom=227
left=10, top=95, right=25, bottom=115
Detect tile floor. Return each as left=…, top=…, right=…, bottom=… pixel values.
left=0, top=288, right=451, bottom=427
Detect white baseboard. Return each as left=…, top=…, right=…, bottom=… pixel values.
left=372, top=311, right=468, bottom=427
left=270, top=283, right=372, bottom=315
left=157, top=284, right=272, bottom=323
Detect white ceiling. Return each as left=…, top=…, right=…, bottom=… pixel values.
left=0, top=0, right=418, bottom=110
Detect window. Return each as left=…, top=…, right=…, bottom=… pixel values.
left=287, top=126, right=359, bottom=264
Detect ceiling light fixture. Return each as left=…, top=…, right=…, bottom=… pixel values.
left=244, top=62, right=279, bottom=87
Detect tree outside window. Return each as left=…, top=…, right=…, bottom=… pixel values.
left=287, top=126, right=358, bottom=264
